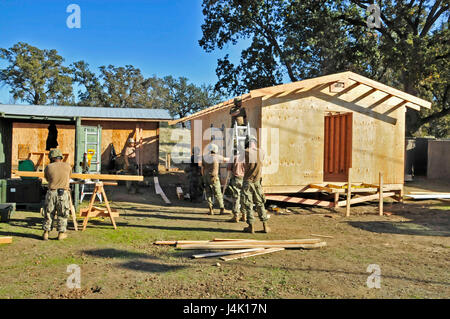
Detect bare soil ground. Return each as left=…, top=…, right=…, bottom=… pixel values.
left=0, top=172, right=448, bottom=299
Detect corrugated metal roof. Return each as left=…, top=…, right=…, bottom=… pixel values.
left=0, top=104, right=172, bottom=120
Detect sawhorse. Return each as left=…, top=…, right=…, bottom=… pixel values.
left=81, top=181, right=118, bottom=231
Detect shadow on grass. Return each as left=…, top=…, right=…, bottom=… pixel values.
left=82, top=248, right=185, bottom=273
left=348, top=206, right=450, bottom=237
left=121, top=212, right=230, bottom=223
left=0, top=230, right=42, bottom=240
left=85, top=220, right=245, bottom=233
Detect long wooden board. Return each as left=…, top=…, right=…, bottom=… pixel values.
left=337, top=192, right=395, bottom=207
left=220, top=248, right=285, bottom=261
left=265, top=195, right=335, bottom=207
left=12, top=171, right=143, bottom=181
left=192, top=248, right=265, bottom=259
left=177, top=242, right=327, bottom=250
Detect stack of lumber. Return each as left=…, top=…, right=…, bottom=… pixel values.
left=154, top=238, right=327, bottom=261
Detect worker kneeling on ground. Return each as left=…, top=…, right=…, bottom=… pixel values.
left=202, top=143, right=230, bottom=215
left=42, top=149, right=72, bottom=241
left=241, top=135, right=270, bottom=234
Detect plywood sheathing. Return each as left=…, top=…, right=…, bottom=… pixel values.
left=81, top=120, right=159, bottom=166
left=12, top=122, right=75, bottom=169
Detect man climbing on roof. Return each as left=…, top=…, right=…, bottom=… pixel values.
left=42, top=149, right=72, bottom=241
left=230, top=96, right=247, bottom=128
left=202, top=143, right=230, bottom=215
left=241, top=135, right=270, bottom=234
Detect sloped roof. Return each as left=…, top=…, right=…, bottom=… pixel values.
left=0, top=104, right=171, bottom=121
left=173, top=71, right=431, bottom=124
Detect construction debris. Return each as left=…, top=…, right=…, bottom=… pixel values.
left=310, top=233, right=334, bottom=239
left=405, top=193, right=450, bottom=200
left=192, top=248, right=264, bottom=259
left=220, top=248, right=285, bottom=261
left=153, top=237, right=327, bottom=261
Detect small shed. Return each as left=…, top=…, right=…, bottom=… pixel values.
left=0, top=105, right=171, bottom=178
left=175, top=71, right=431, bottom=206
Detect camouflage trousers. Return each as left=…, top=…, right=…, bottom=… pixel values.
left=42, top=190, right=71, bottom=232
left=241, top=180, right=268, bottom=225
left=228, top=176, right=243, bottom=217
left=204, top=176, right=224, bottom=209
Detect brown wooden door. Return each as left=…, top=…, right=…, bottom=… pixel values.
left=324, top=113, right=352, bottom=182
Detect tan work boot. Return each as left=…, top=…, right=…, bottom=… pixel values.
left=219, top=208, right=227, bottom=215
left=228, top=215, right=239, bottom=223
left=243, top=224, right=255, bottom=234
left=208, top=206, right=214, bottom=215
left=262, top=222, right=270, bottom=233
left=57, top=232, right=67, bottom=240
left=42, top=231, right=49, bottom=241
left=240, top=214, right=247, bottom=222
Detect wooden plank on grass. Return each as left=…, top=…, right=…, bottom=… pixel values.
left=154, top=240, right=211, bottom=245
left=176, top=238, right=322, bottom=248
left=0, top=237, right=12, bottom=244
left=177, top=242, right=327, bottom=250
left=192, top=248, right=265, bottom=259
left=220, top=248, right=285, bottom=261
left=212, top=238, right=258, bottom=242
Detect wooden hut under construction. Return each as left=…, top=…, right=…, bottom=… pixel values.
left=175, top=71, right=432, bottom=211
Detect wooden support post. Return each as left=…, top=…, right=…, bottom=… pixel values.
left=166, top=153, right=171, bottom=171
left=379, top=172, right=383, bottom=216
left=346, top=168, right=352, bottom=217
left=334, top=192, right=339, bottom=207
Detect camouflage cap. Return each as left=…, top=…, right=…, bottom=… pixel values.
left=48, top=149, right=63, bottom=159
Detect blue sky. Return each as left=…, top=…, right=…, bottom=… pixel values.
left=0, top=0, right=247, bottom=103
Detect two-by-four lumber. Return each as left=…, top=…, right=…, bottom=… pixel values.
left=337, top=192, right=395, bottom=207
left=220, top=248, right=285, bottom=261
left=0, top=237, right=13, bottom=244
left=264, top=195, right=335, bottom=207
left=13, top=171, right=144, bottom=181
left=154, top=240, right=211, bottom=245
left=346, top=168, right=352, bottom=217
left=212, top=238, right=257, bottom=242
left=308, top=184, right=334, bottom=193
left=192, top=248, right=265, bottom=259
left=379, top=172, right=384, bottom=216
left=177, top=241, right=327, bottom=250
left=176, top=239, right=322, bottom=248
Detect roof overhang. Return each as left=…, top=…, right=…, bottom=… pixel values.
left=173, top=71, right=432, bottom=124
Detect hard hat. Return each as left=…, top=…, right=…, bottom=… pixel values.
left=234, top=96, right=242, bottom=106
left=209, top=144, right=219, bottom=153
left=127, top=138, right=135, bottom=144
left=48, top=149, right=63, bottom=159
left=247, top=135, right=257, bottom=143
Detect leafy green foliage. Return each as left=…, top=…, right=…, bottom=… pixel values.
left=0, top=42, right=74, bottom=105
left=199, top=0, right=449, bottom=137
